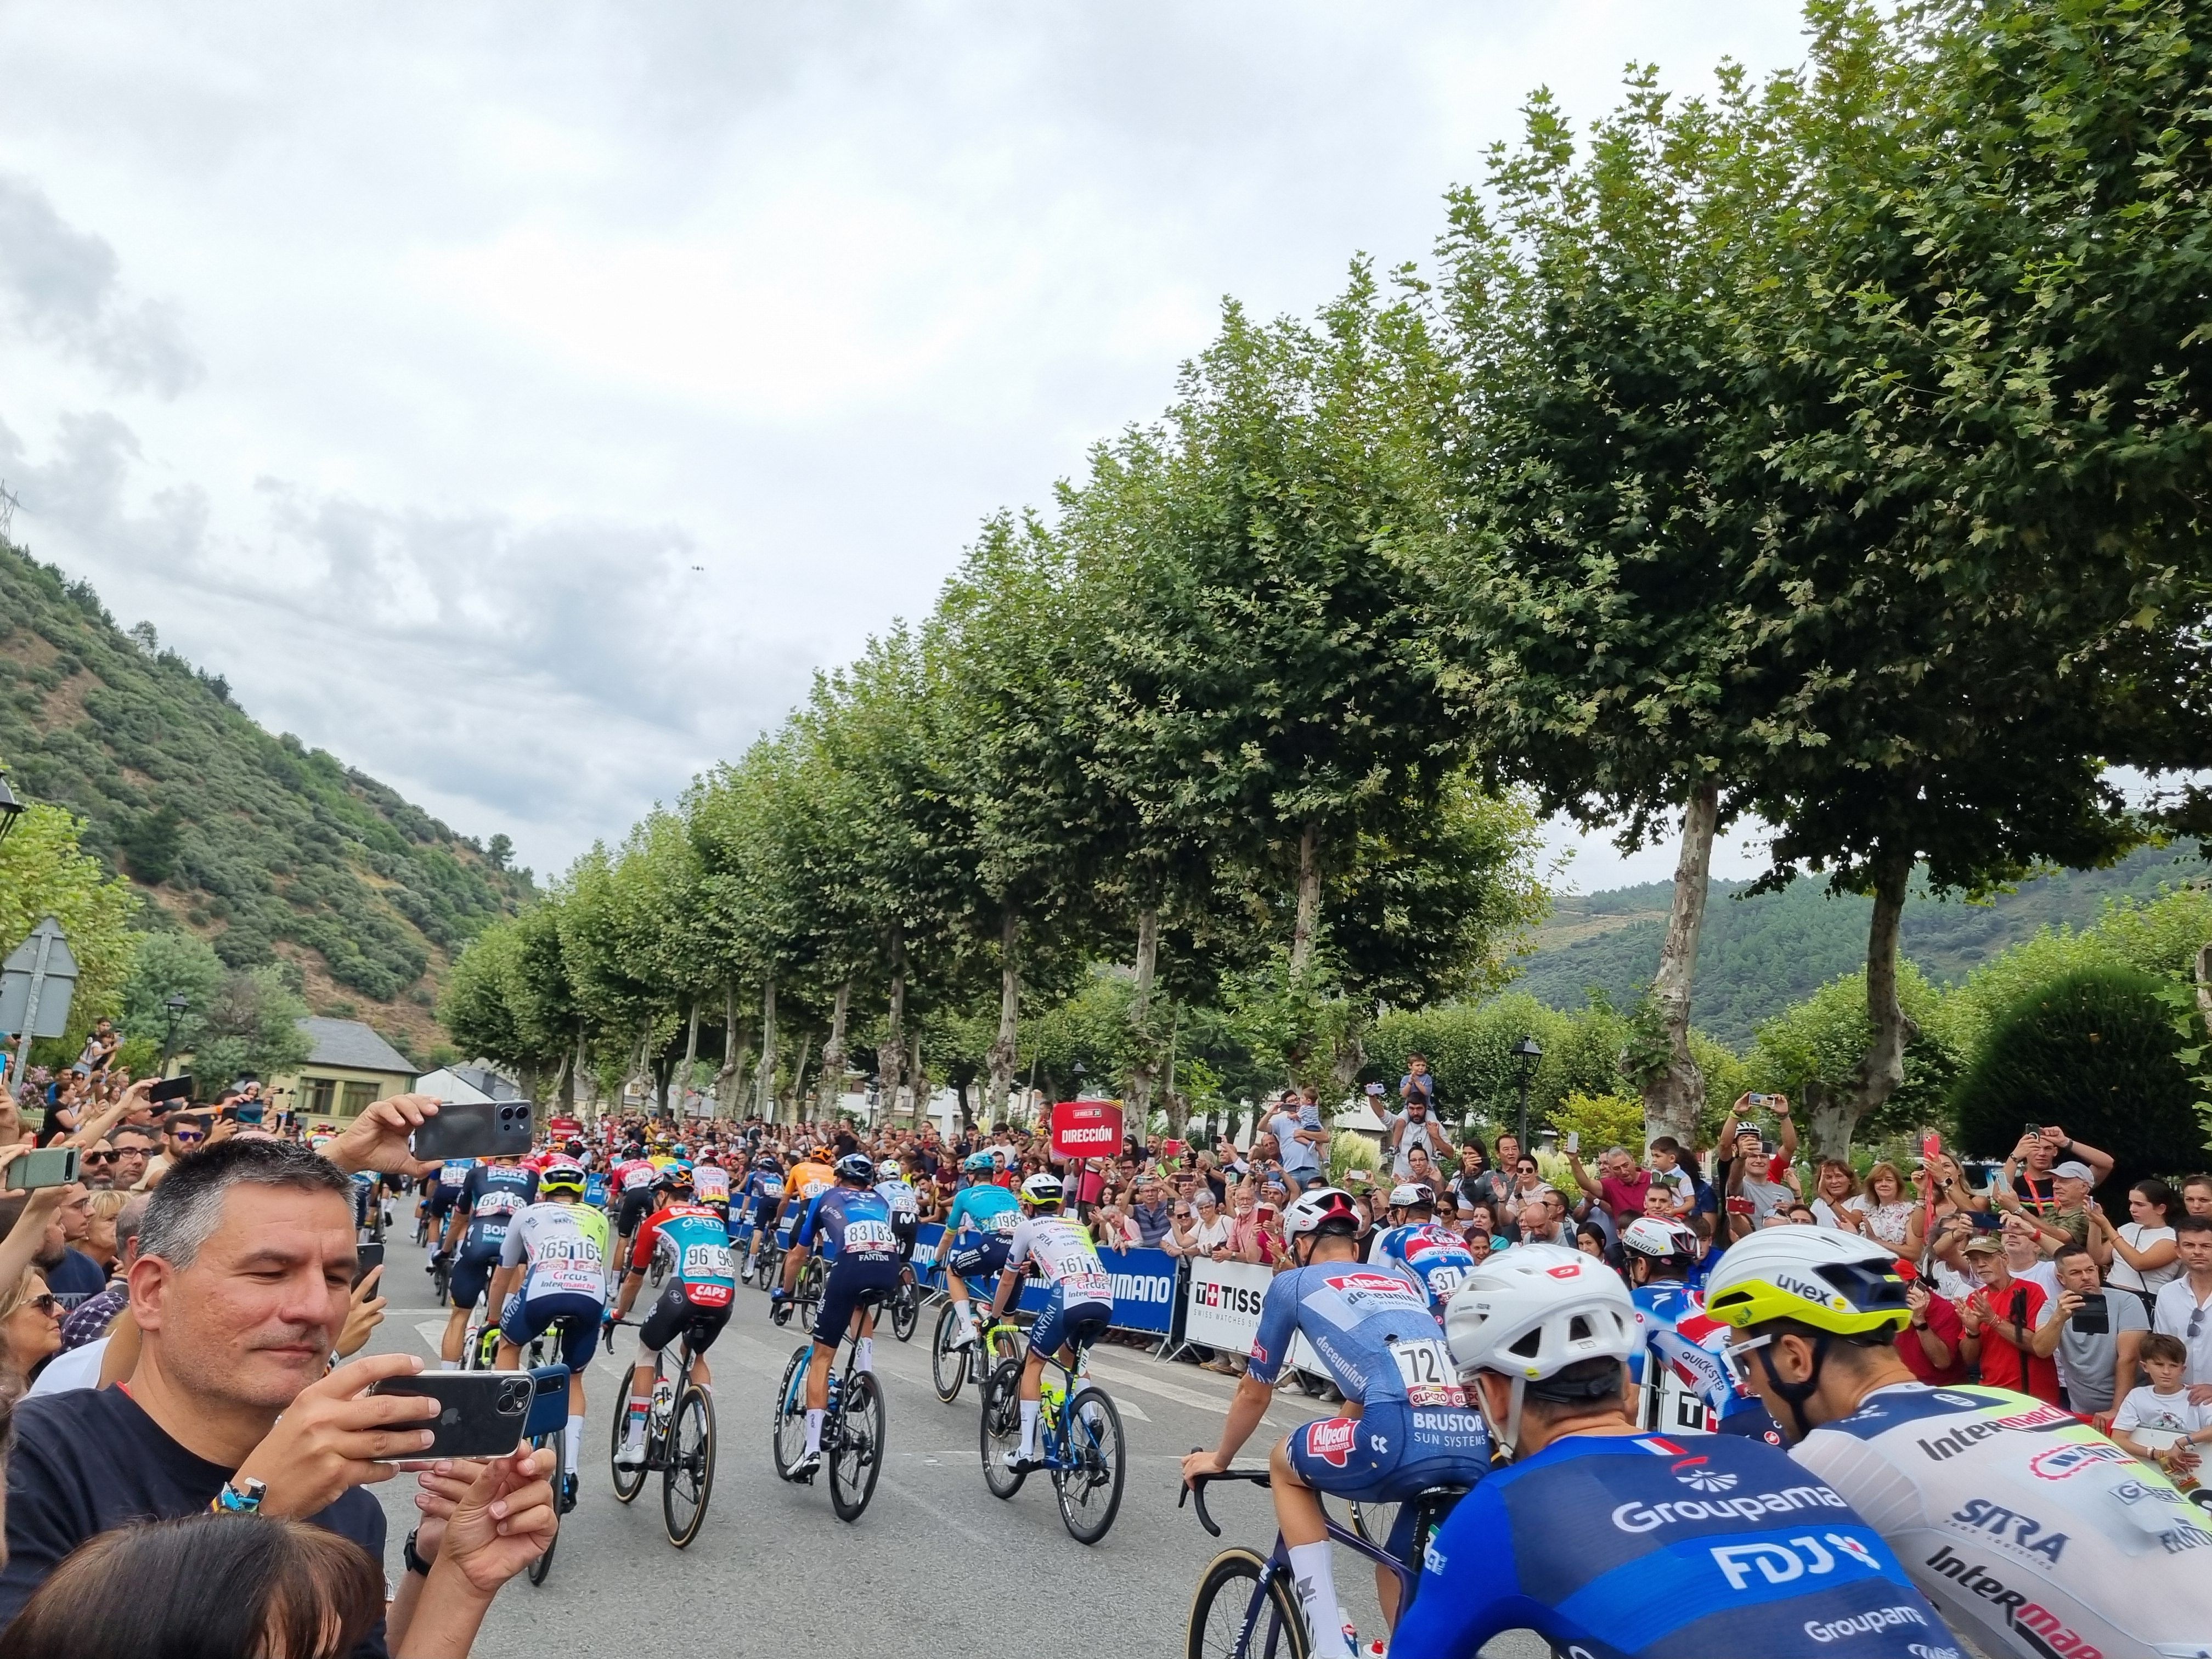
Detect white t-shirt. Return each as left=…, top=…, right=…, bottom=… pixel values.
left=2153, top=1276, right=2212, bottom=1384
left=2112, top=1384, right=2212, bottom=1450
left=1183, top=1212, right=1235, bottom=1255
left=26, top=1338, right=105, bottom=1397
left=2106, top=1223, right=2180, bottom=1296
left=2013, top=1256, right=2060, bottom=1304
left=1812, top=1196, right=1865, bottom=1231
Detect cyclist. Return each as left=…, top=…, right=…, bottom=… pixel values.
left=1369, top=1182, right=1476, bottom=1314
left=775, top=1146, right=837, bottom=1257
left=1183, top=1187, right=1488, bottom=1658
left=422, top=1157, right=472, bottom=1257
left=692, top=1148, right=731, bottom=1217
left=736, top=1152, right=787, bottom=1283
left=1387, top=1244, right=1955, bottom=1658
left=434, top=1153, right=537, bottom=1369
left=991, top=1172, right=1113, bottom=1474
left=943, top=1152, right=1019, bottom=1347
left=775, top=1151, right=903, bottom=1481
left=487, top=1161, right=608, bottom=1508
left=1703, top=1227, right=2212, bottom=1659
left=612, top=1144, right=660, bottom=1259
left=874, top=1156, right=920, bottom=1263
left=609, top=1168, right=737, bottom=1468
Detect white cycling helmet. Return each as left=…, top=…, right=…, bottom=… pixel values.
left=1019, top=1172, right=1063, bottom=1207
left=1443, top=1244, right=1639, bottom=1459
left=1620, top=1216, right=1699, bottom=1264
left=875, top=1158, right=901, bottom=1181
left=1284, top=1187, right=1361, bottom=1238
left=1386, top=1182, right=1435, bottom=1210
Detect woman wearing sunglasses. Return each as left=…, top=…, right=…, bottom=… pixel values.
left=0, top=1269, right=63, bottom=1381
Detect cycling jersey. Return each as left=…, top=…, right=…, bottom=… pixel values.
left=498, top=1200, right=610, bottom=1303
left=1005, top=1215, right=1111, bottom=1301
left=456, top=1164, right=537, bottom=1259
left=1791, top=1382, right=2212, bottom=1659
left=628, top=1202, right=736, bottom=1309
left=874, top=1177, right=918, bottom=1220
left=429, top=1160, right=471, bottom=1212
left=691, top=1163, right=730, bottom=1207
left=1391, top=1431, right=1956, bottom=1659
left=794, top=1187, right=901, bottom=1262
left=786, top=1161, right=836, bottom=1205
left=1629, top=1283, right=1783, bottom=1442
left=1248, top=1263, right=1459, bottom=1410
left=613, top=1157, right=658, bottom=1194
left=945, top=1182, right=1019, bottom=1241
left=1370, top=1222, right=1476, bottom=1314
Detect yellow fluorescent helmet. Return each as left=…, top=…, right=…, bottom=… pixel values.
left=1703, top=1225, right=1914, bottom=1339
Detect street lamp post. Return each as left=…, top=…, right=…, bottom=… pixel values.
left=0, top=767, right=24, bottom=844
left=1513, top=1035, right=1543, bottom=1166
left=159, top=994, right=189, bottom=1078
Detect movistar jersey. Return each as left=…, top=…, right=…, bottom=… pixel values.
left=1370, top=1222, right=1476, bottom=1314
left=794, top=1187, right=900, bottom=1261
left=1792, top=1383, right=2212, bottom=1659
left=945, top=1182, right=1018, bottom=1240
left=1247, top=1263, right=1460, bottom=1408
left=1390, top=1432, right=1956, bottom=1659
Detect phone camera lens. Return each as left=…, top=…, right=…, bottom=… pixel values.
left=500, top=1380, right=530, bottom=1412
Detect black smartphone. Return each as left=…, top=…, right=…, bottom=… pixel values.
left=149, top=1076, right=193, bottom=1105
left=367, top=1372, right=530, bottom=1459
left=352, top=1242, right=385, bottom=1288
left=410, top=1100, right=533, bottom=1163
left=2069, top=1297, right=2110, bottom=1335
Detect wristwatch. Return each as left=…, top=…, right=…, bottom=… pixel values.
left=402, top=1527, right=433, bottom=1577
left=210, top=1476, right=266, bottom=1516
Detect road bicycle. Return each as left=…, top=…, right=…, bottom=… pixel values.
left=888, top=1265, right=920, bottom=1342
left=931, top=1304, right=1024, bottom=1404
left=784, top=1252, right=828, bottom=1328
left=513, top=1313, right=594, bottom=1587
left=978, top=1336, right=1126, bottom=1545
left=1180, top=1466, right=1464, bottom=1659
left=603, top=1313, right=719, bottom=1548
left=770, top=1290, right=888, bottom=1522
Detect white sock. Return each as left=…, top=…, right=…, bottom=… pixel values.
left=1288, top=1541, right=1350, bottom=1659
left=855, top=1337, right=873, bottom=1374
left=955, top=1302, right=977, bottom=1335
left=805, top=1408, right=824, bottom=1454
left=623, top=1392, right=649, bottom=1452
left=564, top=1414, right=584, bottom=1471
left=439, top=1359, right=459, bottom=1372
left=1018, top=1398, right=1040, bottom=1458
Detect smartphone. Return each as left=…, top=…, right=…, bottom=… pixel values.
left=13, top=1147, right=78, bottom=1189
left=522, top=1365, right=570, bottom=1441
left=368, top=1371, right=530, bottom=1459
left=1364, top=1082, right=1386, bottom=1097
left=1565, top=1131, right=1581, bottom=1155
left=410, top=1099, right=533, bottom=1163
left=1747, top=1093, right=1774, bottom=1109
left=235, top=1103, right=264, bottom=1126
left=352, top=1242, right=385, bottom=1288
left=149, top=1076, right=194, bottom=1105
left=2069, top=1297, right=2110, bottom=1335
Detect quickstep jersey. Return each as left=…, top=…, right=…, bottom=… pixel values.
left=499, top=1201, right=610, bottom=1304
left=630, top=1203, right=735, bottom=1309
left=1247, top=1263, right=1459, bottom=1407
left=794, top=1187, right=900, bottom=1261
left=1370, top=1222, right=1476, bottom=1314
left=1792, top=1383, right=2212, bottom=1659
left=1631, top=1282, right=1782, bottom=1442
left=1391, top=1431, right=1958, bottom=1659
left=1005, top=1215, right=1113, bottom=1305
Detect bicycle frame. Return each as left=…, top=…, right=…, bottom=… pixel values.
left=1184, top=1471, right=1430, bottom=1653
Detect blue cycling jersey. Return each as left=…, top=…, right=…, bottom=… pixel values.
left=1391, top=1432, right=1959, bottom=1659
left=1248, top=1263, right=1457, bottom=1406
left=1627, top=1282, right=1702, bottom=1385
left=1370, top=1223, right=1477, bottom=1314
left=793, top=1186, right=900, bottom=1261
left=457, top=1164, right=537, bottom=1257
left=945, top=1182, right=1018, bottom=1242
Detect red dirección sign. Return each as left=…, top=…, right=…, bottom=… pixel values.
left=1049, top=1100, right=1124, bottom=1160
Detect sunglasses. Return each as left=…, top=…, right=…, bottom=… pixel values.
left=24, top=1295, right=57, bottom=1316
left=80, top=1151, right=117, bottom=1166
left=2192, top=1307, right=2205, bottom=1340
left=172, top=1131, right=205, bottom=1144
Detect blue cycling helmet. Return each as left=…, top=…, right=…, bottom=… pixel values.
left=964, top=1152, right=997, bottom=1175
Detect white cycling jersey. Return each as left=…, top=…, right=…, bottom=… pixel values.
left=1005, top=1215, right=1113, bottom=1306
left=1792, top=1381, right=2212, bottom=1659
left=498, top=1201, right=609, bottom=1304
left=874, top=1178, right=918, bottom=1221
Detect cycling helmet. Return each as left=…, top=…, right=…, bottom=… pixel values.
left=539, top=1161, right=586, bottom=1195
left=1702, top=1226, right=1912, bottom=1341
left=1019, top=1172, right=1063, bottom=1208
left=963, top=1152, right=997, bottom=1175
left=811, top=1146, right=833, bottom=1163
left=834, top=1152, right=877, bottom=1186
left=1443, top=1244, right=1639, bottom=1458
left=753, top=1152, right=781, bottom=1171
left=1284, top=1187, right=1359, bottom=1239
left=653, top=1166, right=693, bottom=1193
left=875, top=1158, right=901, bottom=1181
left=1620, top=1216, right=1699, bottom=1266
left=1386, top=1182, right=1435, bottom=1211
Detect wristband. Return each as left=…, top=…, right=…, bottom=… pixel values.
left=210, top=1476, right=265, bottom=1516
left=403, top=1527, right=434, bottom=1577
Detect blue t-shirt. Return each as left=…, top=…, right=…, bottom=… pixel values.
left=1370, top=1223, right=1476, bottom=1314
left=945, top=1182, right=1018, bottom=1241
left=1391, top=1432, right=1956, bottom=1659
left=458, top=1163, right=537, bottom=1258
left=793, top=1186, right=900, bottom=1261
left=1248, top=1263, right=1453, bottom=1405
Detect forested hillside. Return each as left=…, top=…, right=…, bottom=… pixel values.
left=1515, top=843, right=2209, bottom=1045
left=0, top=541, right=532, bottom=1057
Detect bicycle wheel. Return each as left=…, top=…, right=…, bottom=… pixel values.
left=891, top=1279, right=918, bottom=1342
left=1187, top=1548, right=1307, bottom=1659
left=1349, top=1498, right=1400, bottom=1551
left=432, top=1260, right=450, bottom=1306
left=1054, top=1386, right=1126, bottom=1545
left=770, top=1345, right=810, bottom=1480
left=826, top=1369, right=884, bottom=1522
left=662, top=1384, right=715, bottom=1547
left=527, top=1430, right=561, bottom=1585
left=930, top=1303, right=969, bottom=1403
left=608, top=1373, right=647, bottom=1503
left=979, top=1359, right=1026, bottom=1498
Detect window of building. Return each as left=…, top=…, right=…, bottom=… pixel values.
left=340, top=1081, right=379, bottom=1117
left=303, top=1079, right=335, bottom=1116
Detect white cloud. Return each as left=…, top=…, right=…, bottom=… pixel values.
left=0, top=1, right=1814, bottom=876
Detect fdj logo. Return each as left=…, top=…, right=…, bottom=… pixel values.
left=1711, top=1533, right=1880, bottom=1592
left=1671, top=1456, right=1740, bottom=1494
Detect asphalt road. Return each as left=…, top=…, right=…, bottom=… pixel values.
left=363, top=1217, right=1545, bottom=1658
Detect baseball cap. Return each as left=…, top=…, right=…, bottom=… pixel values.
left=2051, top=1160, right=2095, bottom=1182
left=1962, top=1234, right=2004, bottom=1256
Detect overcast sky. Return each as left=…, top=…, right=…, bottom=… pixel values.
left=0, top=2, right=1805, bottom=892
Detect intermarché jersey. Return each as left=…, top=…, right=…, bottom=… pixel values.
left=1391, top=1431, right=1955, bottom=1659
left=629, top=1202, right=735, bottom=1308
left=458, top=1163, right=538, bottom=1257
left=498, top=1200, right=610, bottom=1304
left=1792, top=1383, right=2212, bottom=1659
left=1247, top=1262, right=1460, bottom=1408
left=794, top=1186, right=900, bottom=1261
left=1005, top=1215, right=1113, bottom=1306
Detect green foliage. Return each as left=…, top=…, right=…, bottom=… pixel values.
left=1365, top=992, right=1629, bottom=1136
left=0, top=795, right=140, bottom=1066
left=188, top=965, right=313, bottom=1091
left=1746, top=964, right=1965, bottom=1143
left=1548, top=1091, right=1647, bottom=1156
left=1951, top=965, right=2208, bottom=1188
left=116, top=929, right=226, bottom=1059
left=1329, top=1130, right=1381, bottom=1186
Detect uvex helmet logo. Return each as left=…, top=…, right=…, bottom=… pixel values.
left=1776, top=1272, right=1846, bottom=1310
left=1305, top=1418, right=1358, bottom=1468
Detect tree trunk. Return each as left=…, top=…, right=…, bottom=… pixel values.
left=1290, top=822, right=1322, bottom=980
left=2194, top=944, right=2212, bottom=1039
left=818, top=978, right=851, bottom=1119
left=987, top=908, right=1020, bottom=1131
left=673, top=998, right=699, bottom=1119
left=754, top=975, right=778, bottom=1123
left=1163, top=1006, right=1189, bottom=1143
left=882, top=926, right=906, bottom=1123
left=545, top=1047, right=571, bottom=1111
left=573, top=1032, right=590, bottom=1115
left=787, top=1029, right=814, bottom=1120
left=1124, top=906, right=1159, bottom=1143
left=907, top=1034, right=926, bottom=1126
left=1805, top=848, right=1918, bottom=1158
left=1643, top=781, right=1718, bottom=1151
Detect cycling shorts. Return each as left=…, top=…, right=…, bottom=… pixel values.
left=1285, top=1400, right=1489, bottom=1503
left=812, top=1254, right=902, bottom=1346
left=892, top=1212, right=918, bottom=1261
left=748, top=1195, right=783, bottom=1240
left=947, top=1237, right=1009, bottom=1285
left=1030, top=1291, right=1111, bottom=1362
left=448, top=1248, right=502, bottom=1311
left=617, top=1190, right=656, bottom=1235
left=639, top=1278, right=731, bottom=1357
left=427, top=1187, right=461, bottom=1220
left=499, top=1290, right=601, bottom=1372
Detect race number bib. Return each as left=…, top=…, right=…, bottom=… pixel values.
left=844, top=1219, right=899, bottom=1252
left=682, top=1241, right=735, bottom=1281
left=1391, top=1338, right=1466, bottom=1407
left=1423, top=1266, right=1468, bottom=1300
left=693, top=1170, right=730, bottom=1202
left=759, top=1178, right=785, bottom=1199
left=989, top=1209, right=1018, bottom=1237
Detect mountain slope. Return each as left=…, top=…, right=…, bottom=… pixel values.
left=0, top=541, right=531, bottom=1058
left=1513, top=842, right=2209, bottom=1046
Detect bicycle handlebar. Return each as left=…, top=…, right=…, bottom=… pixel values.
left=1178, top=1453, right=1271, bottom=1539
